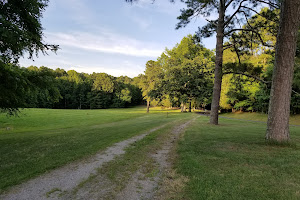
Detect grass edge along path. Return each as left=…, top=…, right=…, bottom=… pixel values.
left=0, top=108, right=186, bottom=193
left=71, top=116, right=195, bottom=199
left=175, top=115, right=300, bottom=200
left=0, top=122, right=176, bottom=200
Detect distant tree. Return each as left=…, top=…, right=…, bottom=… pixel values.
left=116, top=76, right=142, bottom=106
left=88, top=73, right=114, bottom=109
left=54, top=70, right=91, bottom=109
left=252, top=62, right=300, bottom=115
left=54, top=68, right=67, bottom=77
left=132, top=62, right=161, bottom=112
left=161, top=35, right=215, bottom=112
left=266, top=0, right=300, bottom=142
left=291, top=63, right=300, bottom=114
left=226, top=74, right=260, bottom=112
left=146, top=60, right=165, bottom=112
left=26, top=66, right=61, bottom=108
left=92, top=73, right=115, bottom=93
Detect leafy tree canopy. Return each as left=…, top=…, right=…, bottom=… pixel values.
left=0, top=0, right=58, bottom=63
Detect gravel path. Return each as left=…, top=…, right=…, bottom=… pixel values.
left=115, top=117, right=197, bottom=200
left=0, top=124, right=168, bottom=200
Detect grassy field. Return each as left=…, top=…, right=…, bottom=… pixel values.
left=0, top=107, right=184, bottom=193
left=176, top=115, right=300, bottom=200
left=2, top=107, right=300, bottom=199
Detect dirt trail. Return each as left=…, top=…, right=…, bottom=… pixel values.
left=115, top=117, right=196, bottom=200
left=0, top=124, right=168, bottom=200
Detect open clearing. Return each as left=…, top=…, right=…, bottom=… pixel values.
left=0, top=122, right=173, bottom=199
left=0, top=107, right=188, bottom=193
left=1, top=107, right=300, bottom=199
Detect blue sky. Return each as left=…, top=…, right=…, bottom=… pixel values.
left=19, top=0, right=216, bottom=77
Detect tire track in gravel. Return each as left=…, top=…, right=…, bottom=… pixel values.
left=115, top=116, right=197, bottom=200
left=0, top=123, right=169, bottom=200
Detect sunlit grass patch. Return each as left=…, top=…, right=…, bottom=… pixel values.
left=175, top=116, right=300, bottom=200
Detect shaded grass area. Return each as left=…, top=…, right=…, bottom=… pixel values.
left=176, top=115, right=300, bottom=200
left=0, top=107, right=182, bottom=193
left=220, top=111, right=300, bottom=125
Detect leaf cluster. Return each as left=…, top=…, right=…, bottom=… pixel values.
left=0, top=0, right=59, bottom=63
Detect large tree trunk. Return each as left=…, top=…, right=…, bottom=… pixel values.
left=188, top=101, right=191, bottom=112
left=210, top=0, right=225, bottom=125
left=266, top=0, right=300, bottom=142
left=146, top=100, right=150, bottom=113
left=181, top=101, right=184, bottom=112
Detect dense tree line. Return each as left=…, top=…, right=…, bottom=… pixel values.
left=0, top=63, right=142, bottom=113
left=137, top=37, right=300, bottom=115
left=138, top=7, right=300, bottom=117
left=219, top=7, right=300, bottom=115
left=221, top=52, right=300, bottom=114
left=1, top=4, right=299, bottom=117
left=134, top=35, right=215, bottom=113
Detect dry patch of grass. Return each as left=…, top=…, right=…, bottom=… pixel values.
left=159, top=169, right=189, bottom=200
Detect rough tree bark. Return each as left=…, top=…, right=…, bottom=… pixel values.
left=210, top=0, right=225, bottom=125
left=188, top=101, right=191, bottom=112
left=146, top=100, right=150, bottom=113
left=266, top=0, right=300, bottom=142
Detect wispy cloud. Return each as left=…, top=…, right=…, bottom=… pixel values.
left=130, top=14, right=152, bottom=29
left=45, top=30, right=164, bottom=57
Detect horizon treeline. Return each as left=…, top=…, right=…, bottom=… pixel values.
left=137, top=7, right=300, bottom=115
left=139, top=31, right=300, bottom=113
left=1, top=31, right=299, bottom=114
left=1, top=64, right=143, bottom=113
left=1, top=7, right=300, bottom=115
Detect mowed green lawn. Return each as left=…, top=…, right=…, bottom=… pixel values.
left=0, top=107, right=186, bottom=193
left=1, top=108, right=300, bottom=198
left=176, top=115, right=300, bottom=200
left=221, top=111, right=300, bottom=125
